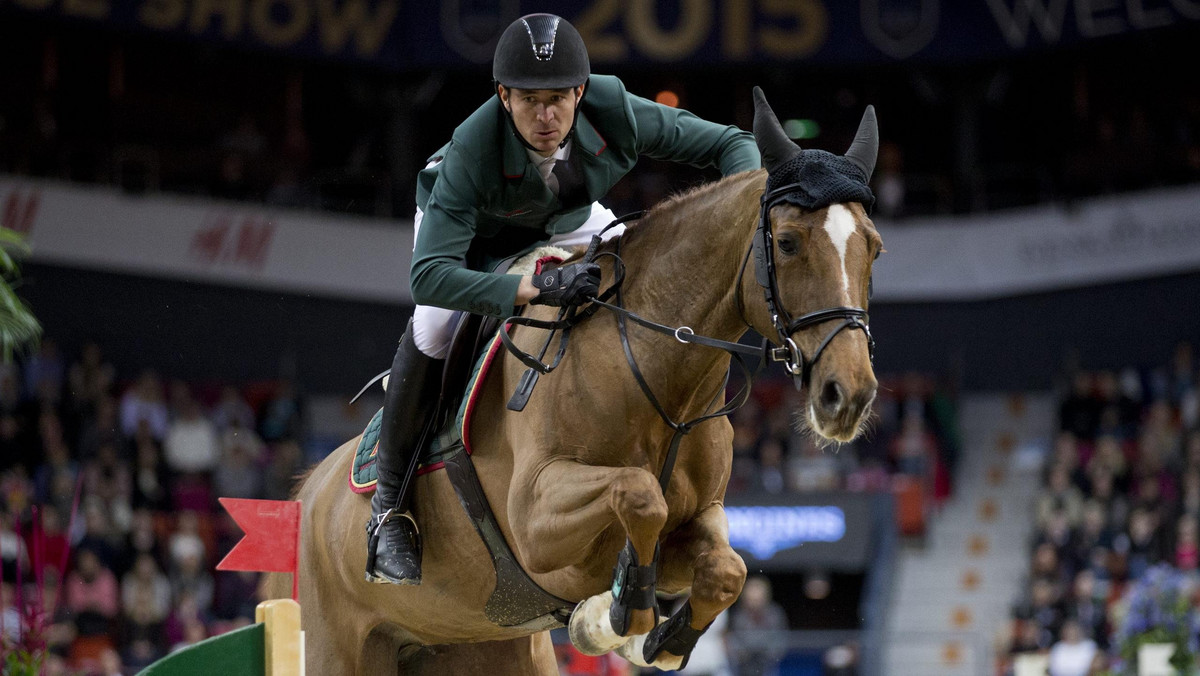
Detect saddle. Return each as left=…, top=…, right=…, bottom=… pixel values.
left=350, top=250, right=578, bottom=630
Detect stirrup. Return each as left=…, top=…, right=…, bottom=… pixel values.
left=365, top=508, right=420, bottom=582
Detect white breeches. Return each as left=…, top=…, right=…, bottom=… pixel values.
left=411, top=202, right=624, bottom=359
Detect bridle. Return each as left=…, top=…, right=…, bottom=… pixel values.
left=742, top=182, right=876, bottom=387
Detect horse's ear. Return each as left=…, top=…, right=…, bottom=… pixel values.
left=752, top=86, right=801, bottom=173
left=844, top=105, right=879, bottom=180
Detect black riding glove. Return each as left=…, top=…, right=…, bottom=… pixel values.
left=530, top=262, right=601, bottom=307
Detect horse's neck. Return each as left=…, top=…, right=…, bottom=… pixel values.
left=611, top=170, right=765, bottom=407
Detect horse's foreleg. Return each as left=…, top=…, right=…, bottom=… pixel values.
left=618, top=502, right=747, bottom=670
left=511, top=460, right=667, bottom=647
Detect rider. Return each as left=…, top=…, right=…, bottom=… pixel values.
left=367, top=13, right=761, bottom=585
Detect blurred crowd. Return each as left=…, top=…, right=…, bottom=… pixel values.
left=1002, top=343, right=1200, bottom=676
left=0, top=338, right=306, bottom=675
left=725, top=371, right=958, bottom=513
left=1, top=21, right=1198, bottom=221
left=0, top=333, right=958, bottom=675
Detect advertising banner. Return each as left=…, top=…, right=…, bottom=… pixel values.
left=724, top=491, right=879, bottom=572
left=872, top=185, right=1200, bottom=301
left=1, top=177, right=412, bottom=303
left=8, top=176, right=1200, bottom=303
left=3, top=0, right=1197, bottom=69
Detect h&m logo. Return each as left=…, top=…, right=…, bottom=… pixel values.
left=190, top=213, right=276, bottom=270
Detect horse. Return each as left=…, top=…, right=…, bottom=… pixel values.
left=265, top=88, right=884, bottom=675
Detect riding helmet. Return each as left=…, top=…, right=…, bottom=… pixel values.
left=493, top=14, right=589, bottom=90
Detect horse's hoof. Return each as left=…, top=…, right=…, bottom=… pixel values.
left=568, top=593, right=629, bottom=656
left=614, top=634, right=684, bottom=671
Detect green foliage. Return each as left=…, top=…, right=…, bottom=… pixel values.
left=0, top=227, right=41, bottom=361
left=2, top=647, right=43, bottom=676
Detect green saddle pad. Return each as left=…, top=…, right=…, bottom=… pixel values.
left=349, top=329, right=503, bottom=493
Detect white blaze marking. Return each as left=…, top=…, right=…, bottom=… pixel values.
left=823, top=204, right=857, bottom=303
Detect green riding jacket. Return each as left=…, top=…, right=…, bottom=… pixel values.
left=412, top=74, right=761, bottom=318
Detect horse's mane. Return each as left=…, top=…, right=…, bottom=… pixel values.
left=580, top=169, right=764, bottom=260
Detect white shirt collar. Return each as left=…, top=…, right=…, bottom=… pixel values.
left=526, top=141, right=572, bottom=176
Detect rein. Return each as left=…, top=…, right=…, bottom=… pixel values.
left=499, top=183, right=877, bottom=490
left=498, top=214, right=767, bottom=492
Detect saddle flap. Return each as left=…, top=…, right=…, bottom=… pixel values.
left=439, top=311, right=501, bottom=427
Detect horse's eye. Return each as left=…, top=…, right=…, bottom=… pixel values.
left=777, top=235, right=799, bottom=256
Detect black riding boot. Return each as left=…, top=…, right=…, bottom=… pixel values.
left=365, top=322, right=442, bottom=585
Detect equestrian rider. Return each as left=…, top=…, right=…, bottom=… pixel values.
left=367, top=13, right=761, bottom=585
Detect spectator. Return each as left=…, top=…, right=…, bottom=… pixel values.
left=121, top=553, right=171, bottom=637
left=212, top=570, right=259, bottom=622
left=1, top=580, right=20, bottom=644
left=169, top=549, right=215, bottom=615
left=1064, top=569, right=1106, bottom=646
left=83, top=441, right=133, bottom=534
left=213, top=425, right=264, bottom=500
left=97, top=648, right=125, bottom=676
left=1060, top=372, right=1099, bottom=441
left=67, top=342, right=115, bottom=419
left=1, top=509, right=29, bottom=583
left=1119, top=507, right=1166, bottom=579
left=130, top=432, right=171, bottom=512
left=75, top=497, right=128, bottom=575
left=756, top=439, right=787, bottom=494
left=77, top=395, right=121, bottom=460
left=1046, top=619, right=1097, bottom=676
left=263, top=440, right=303, bottom=502
left=167, top=511, right=206, bottom=572
left=891, top=416, right=937, bottom=481
left=1173, top=515, right=1198, bottom=571
left=258, top=381, right=303, bottom=443
left=788, top=438, right=843, bottom=492
left=162, top=391, right=219, bottom=476
left=163, top=591, right=210, bottom=650
left=64, top=547, right=119, bottom=636
left=24, top=338, right=65, bottom=402
left=30, top=505, right=71, bottom=579
left=120, top=371, right=169, bottom=441
left=730, top=576, right=788, bottom=676
left=1026, top=578, right=1065, bottom=644
left=1037, top=466, right=1084, bottom=529
left=124, top=509, right=165, bottom=571
left=211, top=386, right=256, bottom=434
left=873, top=141, right=907, bottom=219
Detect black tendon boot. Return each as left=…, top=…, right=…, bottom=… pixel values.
left=365, top=322, right=442, bottom=584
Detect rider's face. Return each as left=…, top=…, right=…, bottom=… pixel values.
left=499, top=85, right=585, bottom=157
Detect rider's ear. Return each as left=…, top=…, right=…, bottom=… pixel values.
left=498, top=85, right=512, bottom=112
left=575, top=83, right=585, bottom=103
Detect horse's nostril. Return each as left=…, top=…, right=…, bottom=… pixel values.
left=820, top=381, right=844, bottom=413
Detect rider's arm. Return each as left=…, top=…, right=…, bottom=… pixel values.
left=620, top=82, right=760, bottom=176
left=410, top=147, right=537, bottom=317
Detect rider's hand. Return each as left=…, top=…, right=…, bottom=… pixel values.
left=529, top=262, right=601, bottom=307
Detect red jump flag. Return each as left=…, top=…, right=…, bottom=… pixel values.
left=217, top=498, right=301, bottom=601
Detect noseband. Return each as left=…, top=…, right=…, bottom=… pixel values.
left=748, top=182, right=875, bottom=386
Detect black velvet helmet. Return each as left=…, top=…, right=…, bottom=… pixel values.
left=493, top=14, right=589, bottom=90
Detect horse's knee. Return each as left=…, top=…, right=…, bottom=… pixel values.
left=609, top=470, right=668, bottom=535
left=692, top=548, right=747, bottom=608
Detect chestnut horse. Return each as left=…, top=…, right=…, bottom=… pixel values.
left=266, top=89, right=883, bottom=674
